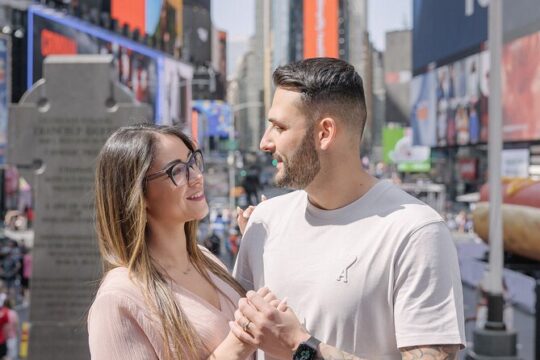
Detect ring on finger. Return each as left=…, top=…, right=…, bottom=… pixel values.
left=242, top=320, right=252, bottom=333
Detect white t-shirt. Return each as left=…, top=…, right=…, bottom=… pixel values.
left=233, top=180, right=466, bottom=359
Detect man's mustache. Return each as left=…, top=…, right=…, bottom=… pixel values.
left=273, top=154, right=284, bottom=162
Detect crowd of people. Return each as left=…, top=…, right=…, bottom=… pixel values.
left=0, top=293, right=19, bottom=360
left=0, top=245, right=25, bottom=360
left=0, top=207, right=33, bottom=360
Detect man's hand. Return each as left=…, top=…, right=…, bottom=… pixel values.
left=229, top=288, right=310, bottom=360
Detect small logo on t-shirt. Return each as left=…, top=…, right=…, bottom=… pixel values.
left=336, top=256, right=358, bottom=283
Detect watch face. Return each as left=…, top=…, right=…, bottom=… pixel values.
left=293, top=343, right=317, bottom=360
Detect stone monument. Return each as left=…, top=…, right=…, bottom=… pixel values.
left=7, top=55, right=151, bottom=359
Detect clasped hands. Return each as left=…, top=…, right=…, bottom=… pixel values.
left=229, top=287, right=311, bottom=359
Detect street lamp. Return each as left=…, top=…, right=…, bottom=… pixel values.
left=467, top=1, right=518, bottom=358
left=226, top=101, right=264, bottom=212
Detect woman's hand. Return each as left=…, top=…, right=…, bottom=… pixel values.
left=229, top=288, right=309, bottom=360
left=208, top=330, right=256, bottom=360
left=236, top=195, right=267, bottom=235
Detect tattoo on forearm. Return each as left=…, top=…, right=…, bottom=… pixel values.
left=318, top=343, right=365, bottom=360
left=401, top=345, right=459, bottom=360
left=315, top=343, right=459, bottom=360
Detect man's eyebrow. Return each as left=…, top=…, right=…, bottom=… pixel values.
left=268, top=118, right=286, bottom=126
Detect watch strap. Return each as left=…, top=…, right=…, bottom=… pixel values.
left=304, top=335, right=321, bottom=352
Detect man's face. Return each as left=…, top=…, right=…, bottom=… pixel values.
left=260, top=88, right=321, bottom=189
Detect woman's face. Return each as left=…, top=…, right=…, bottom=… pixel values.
left=145, top=133, right=208, bottom=226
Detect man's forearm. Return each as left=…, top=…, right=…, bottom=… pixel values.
left=400, top=345, right=459, bottom=360
left=311, top=343, right=459, bottom=360
left=315, top=343, right=366, bottom=360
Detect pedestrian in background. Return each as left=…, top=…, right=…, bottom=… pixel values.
left=232, top=58, right=465, bottom=359
left=0, top=293, right=10, bottom=359
left=21, top=248, right=31, bottom=305
left=0, top=242, right=21, bottom=304
left=3, top=298, right=19, bottom=360
left=203, top=231, right=221, bottom=256
left=23, top=207, right=33, bottom=229
left=88, top=124, right=257, bottom=359
left=241, top=167, right=261, bottom=206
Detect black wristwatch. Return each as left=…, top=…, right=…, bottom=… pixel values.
left=292, top=336, right=321, bottom=360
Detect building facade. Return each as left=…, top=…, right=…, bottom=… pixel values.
left=412, top=0, right=540, bottom=200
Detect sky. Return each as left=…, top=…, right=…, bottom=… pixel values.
left=211, top=0, right=412, bottom=76
left=368, top=0, right=412, bottom=50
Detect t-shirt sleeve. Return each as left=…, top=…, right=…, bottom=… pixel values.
left=232, top=236, right=255, bottom=291
left=232, top=215, right=263, bottom=291
left=88, top=293, right=159, bottom=360
left=393, top=221, right=466, bottom=349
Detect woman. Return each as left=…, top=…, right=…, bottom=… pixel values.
left=88, top=124, right=255, bottom=359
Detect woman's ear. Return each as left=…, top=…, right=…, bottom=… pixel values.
left=317, top=117, right=337, bottom=151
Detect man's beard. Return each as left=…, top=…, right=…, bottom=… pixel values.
left=274, top=126, right=321, bottom=189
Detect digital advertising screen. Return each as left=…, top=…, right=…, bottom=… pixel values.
left=160, top=57, right=193, bottom=129
left=28, top=5, right=162, bottom=121
left=502, top=31, right=540, bottom=142
left=0, top=34, right=10, bottom=164
left=413, top=0, right=488, bottom=72
left=410, top=70, right=437, bottom=147
left=111, top=0, right=184, bottom=56
left=303, top=0, right=339, bottom=59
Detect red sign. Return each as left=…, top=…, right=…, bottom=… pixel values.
left=40, top=29, right=77, bottom=56
left=111, top=0, right=145, bottom=34
left=458, top=159, right=477, bottom=181
left=303, top=0, right=339, bottom=59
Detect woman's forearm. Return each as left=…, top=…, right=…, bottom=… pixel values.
left=207, top=331, right=255, bottom=360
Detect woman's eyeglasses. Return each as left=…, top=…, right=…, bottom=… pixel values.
left=145, top=150, right=204, bottom=187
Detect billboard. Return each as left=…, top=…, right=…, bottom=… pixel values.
left=0, top=34, right=10, bottom=164
left=412, top=29, right=540, bottom=146
left=383, top=127, right=431, bottom=173
left=432, top=52, right=487, bottom=147
left=111, top=0, right=183, bottom=55
left=413, top=0, right=540, bottom=73
left=192, top=100, right=232, bottom=145
left=501, top=149, right=530, bottom=178
left=410, top=69, right=436, bottom=147
left=160, top=57, right=193, bottom=128
left=29, top=5, right=161, bottom=121
left=183, top=1, right=212, bottom=64
left=502, top=31, right=540, bottom=141
left=303, top=0, right=339, bottom=59
left=413, top=0, right=488, bottom=72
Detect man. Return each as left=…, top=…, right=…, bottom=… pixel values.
left=232, top=58, right=465, bottom=359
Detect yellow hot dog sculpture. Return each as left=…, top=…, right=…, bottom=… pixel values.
left=473, top=178, right=540, bottom=261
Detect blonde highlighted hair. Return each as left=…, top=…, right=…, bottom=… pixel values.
left=94, top=124, right=245, bottom=359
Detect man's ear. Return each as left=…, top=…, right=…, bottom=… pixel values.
left=317, top=117, right=337, bottom=150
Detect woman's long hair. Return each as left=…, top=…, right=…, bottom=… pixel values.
left=94, top=123, right=245, bottom=359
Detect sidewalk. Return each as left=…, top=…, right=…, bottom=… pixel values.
left=455, top=232, right=536, bottom=359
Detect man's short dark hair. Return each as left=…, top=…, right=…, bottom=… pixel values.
left=273, top=57, right=367, bottom=137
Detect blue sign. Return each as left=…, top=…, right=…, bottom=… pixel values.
left=192, top=100, right=232, bottom=139
left=413, top=0, right=488, bottom=72
left=410, top=70, right=437, bottom=147
left=0, top=35, right=9, bottom=165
